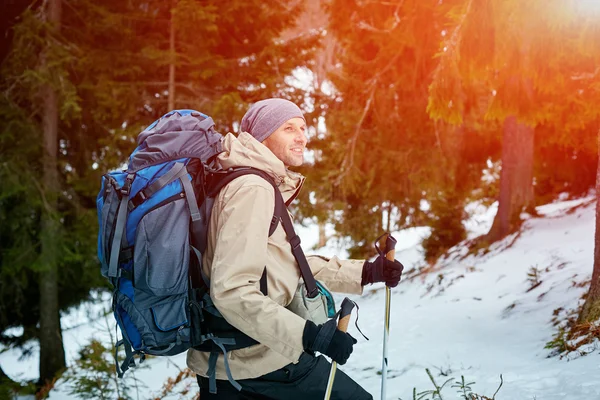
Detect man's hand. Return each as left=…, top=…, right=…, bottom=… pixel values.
left=302, top=320, right=357, bottom=365
left=361, top=255, right=404, bottom=287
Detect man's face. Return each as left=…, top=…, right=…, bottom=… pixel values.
left=262, top=117, right=307, bottom=167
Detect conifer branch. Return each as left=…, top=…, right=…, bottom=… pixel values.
left=491, top=374, right=503, bottom=399
left=572, top=67, right=600, bottom=81
left=437, top=0, right=474, bottom=62
left=29, top=168, right=53, bottom=214
left=334, top=52, right=400, bottom=187
left=357, top=0, right=403, bottom=33
left=428, top=0, right=474, bottom=123
left=334, top=83, right=376, bottom=186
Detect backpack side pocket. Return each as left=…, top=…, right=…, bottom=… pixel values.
left=114, top=291, right=190, bottom=355
left=134, top=197, right=190, bottom=296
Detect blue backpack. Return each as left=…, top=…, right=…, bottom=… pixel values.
left=96, top=110, right=321, bottom=392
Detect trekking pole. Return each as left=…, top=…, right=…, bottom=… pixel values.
left=380, top=233, right=397, bottom=400
left=324, top=297, right=356, bottom=400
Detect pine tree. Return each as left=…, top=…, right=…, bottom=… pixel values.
left=580, top=123, right=600, bottom=323
left=311, top=0, right=479, bottom=257
left=428, top=0, right=600, bottom=242
left=38, top=0, right=67, bottom=385
left=1, top=0, right=320, bottom=389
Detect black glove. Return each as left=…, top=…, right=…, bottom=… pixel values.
left=361, top=255, right=404, bottom=287
left=302, top=319, right=357, bottom=365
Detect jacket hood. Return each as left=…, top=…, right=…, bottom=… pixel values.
left=217, top=132, right=305, bottom=203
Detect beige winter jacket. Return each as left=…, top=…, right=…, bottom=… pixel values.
left=186, top=132, right=365, bottom=380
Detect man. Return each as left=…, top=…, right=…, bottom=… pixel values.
left=186, top=98, right=403, bottom=399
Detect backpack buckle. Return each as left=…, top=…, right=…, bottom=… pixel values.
left=269, top=215, right=280, bottom=234
left=120, top=174, right=135, bottom=196
left=289, top=235, right=301, bottom=250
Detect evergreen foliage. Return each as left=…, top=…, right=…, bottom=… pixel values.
left=428, top=0, right=600, bottom=240
left=0, top=0, right=319, bottom=386
left=421, top=192, right=467, bottom=261
left=428, top=1, right=600, bottom=128
left=305, top=1, right=498, bottom=257
left=303, top=0, right=445, bottom=257
left=316, top=0, right=600, bottom=256
left=65, top=339, right=146, bottom=400
left=2, top=0, right=600, bottom=393
left=0, top=3, right=105, bottom=353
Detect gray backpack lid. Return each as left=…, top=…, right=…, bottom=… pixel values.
left=128, top=111, right=223, bottom=173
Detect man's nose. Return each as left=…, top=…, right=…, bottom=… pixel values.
left=295, top=130, right=307, bottom=146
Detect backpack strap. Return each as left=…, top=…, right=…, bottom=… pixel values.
left=205, top=167, right=318, bottom=297
left=274, top=190, right=320, bottom=298
left=181, top=168, right=202, bottom=223
left=114, top=307, right=145, bottom=378
left=205, top=167, right=297, bottom=239
left=108, top=174, right=135, bottom=278
left=115, top=338, right=138, bottom=378
left=129, top=161, right=188, bottom=210
left=190, top=168, right=320, bottom=393
left=205, top=339, right=241, bottom=394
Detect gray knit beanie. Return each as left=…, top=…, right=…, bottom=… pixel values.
left=240, top=98, right=305, bottom=143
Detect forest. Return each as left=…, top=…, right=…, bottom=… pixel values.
left=1, top=0, right=600, bottom=398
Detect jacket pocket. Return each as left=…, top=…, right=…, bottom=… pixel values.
left=134, top=198, right=190, bottom=296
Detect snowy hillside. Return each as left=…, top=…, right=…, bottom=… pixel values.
left=3, top=196, right=600, bottom=399
left=340, top=196, right=600, bottom=400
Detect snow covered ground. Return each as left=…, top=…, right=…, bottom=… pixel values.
left=3, top=195, right=600, bottom=399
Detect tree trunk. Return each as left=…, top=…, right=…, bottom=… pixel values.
left=578, top=127, right=600, bottom=323
left=38, top=0, right=66, bottom=387
left=486, top=116, right=535, bottom=242
left=318, top=222, right=327, bottom=248
left=385, top=202, right=392, bottom=233
left=168, top=1, right=176, bottom=111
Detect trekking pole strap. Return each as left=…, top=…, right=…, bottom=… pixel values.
left=337, top=297, right=356, bottom=333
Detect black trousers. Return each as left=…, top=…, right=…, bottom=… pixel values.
left=197, top=352, right=372, bottom=400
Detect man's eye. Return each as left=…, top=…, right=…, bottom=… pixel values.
left=285, top=126, right=294, bottom=131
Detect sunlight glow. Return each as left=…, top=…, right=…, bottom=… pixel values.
left=576, top=0, right=600, bottom=14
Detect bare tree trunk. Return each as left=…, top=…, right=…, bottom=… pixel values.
left=386, top=202, right=392, bottom=233
left=38, top=0, right=66, bottom=387
left=578, top=127, right=600, bottom=323
left=486, top=116, right=534, bottom=242
left=312, top=25, right=337, bottom=90
left=281, top=0, right=336, bottom=91
left=168, top=1, right=176, bottom=111
left=318, top=222, right=327, bottom=248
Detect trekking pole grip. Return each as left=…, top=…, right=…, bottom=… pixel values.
left=337, top=298, right=355, bottom=333
left=384, top=234, right=397, bottom=262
